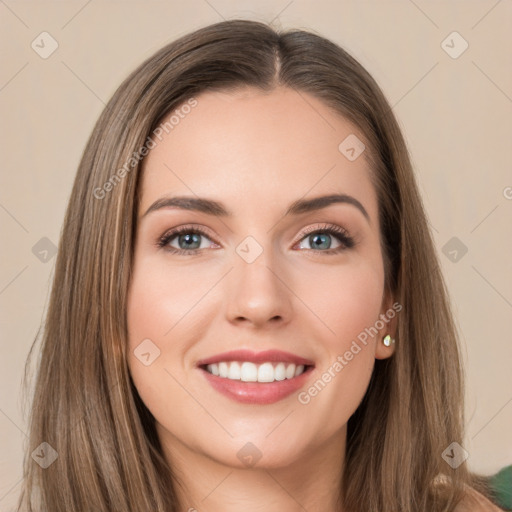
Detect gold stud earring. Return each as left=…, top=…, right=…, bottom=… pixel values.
left=383, top=334, right=395, bottom=347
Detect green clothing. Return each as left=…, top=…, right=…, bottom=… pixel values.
left=490, top=465, right=512, bottom=510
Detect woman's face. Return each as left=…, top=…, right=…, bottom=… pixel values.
left=127, top=86, right=396, bottom=470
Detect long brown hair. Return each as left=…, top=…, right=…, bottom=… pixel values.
left=18, top=19, right=483, bottom=511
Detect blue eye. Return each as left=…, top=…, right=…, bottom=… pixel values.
left=296, top=225, right=355, bottom=252
left=172, top=232, right=202, bottom=250
left=301, top=232, right=337, bottom=250
left=157, top=223, right=355, bottom=255
left=157, top=226, right=214, bottom=254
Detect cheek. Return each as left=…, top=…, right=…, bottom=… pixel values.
left=126, top=254, right=224, bottom=412
left=292, top=258, right=383, bottom=421
left=293, top=256, right=384, bottom=349
left=126, top=258, right=192, bottom=394
left=127, top=268, right=180, bottom=345
left=127, top=256, right=216, bottom=349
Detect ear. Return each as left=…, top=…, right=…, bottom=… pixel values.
left=374, top=287, right=400, bottom=360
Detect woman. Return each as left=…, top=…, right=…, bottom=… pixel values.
left=18, top=19, right=504, bottom=511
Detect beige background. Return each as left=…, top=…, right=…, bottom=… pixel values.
left=1, top=0, right=511, bottom=508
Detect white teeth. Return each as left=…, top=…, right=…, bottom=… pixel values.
left=218, top=362, right=228, bottom=378
left=228, top=361, right=241, bottom=380
left=240, top=362, right=258, bottom=382
left=257, top=362, right=274, bottom=383
left=274, top=362, right=286, bottom=381
left=285, top=363, right=296, bottom=379
left=205, top=361, right=307, bottom=382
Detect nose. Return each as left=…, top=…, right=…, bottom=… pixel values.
left=225, top=249, right=293, bottom=329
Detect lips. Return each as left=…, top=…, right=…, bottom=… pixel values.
left=197, top=349, right=315, bottom=404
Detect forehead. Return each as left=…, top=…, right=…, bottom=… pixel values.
left=139, top=86, right=378, bottom=221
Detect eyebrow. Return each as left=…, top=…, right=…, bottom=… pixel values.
left=141, top=193, right=370, bottom=223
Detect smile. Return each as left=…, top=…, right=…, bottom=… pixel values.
left=197, top=349, right=315, bottom=404
left=204, top=361, right=307, bottom=382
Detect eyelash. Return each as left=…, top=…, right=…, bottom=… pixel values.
left=156, top=223, right=355, bottom=256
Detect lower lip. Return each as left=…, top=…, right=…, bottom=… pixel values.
left=200, top=367, right=314, bottom=404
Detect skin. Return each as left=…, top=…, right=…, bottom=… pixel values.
left=127, top=86, right=398, bottom=512
left=455, top=488, right=503, bottom=512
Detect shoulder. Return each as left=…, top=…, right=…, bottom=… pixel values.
left=453, top=486, right=504, bottom=512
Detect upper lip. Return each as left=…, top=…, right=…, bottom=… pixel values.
left=196, top=349, right=315, bottom=367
